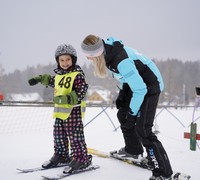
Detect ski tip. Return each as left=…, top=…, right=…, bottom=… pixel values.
left=41, top=175, right=58, bottom=180
left=41, top=176, right=50, bottom=180
left=173, top=172, right=191, bottom=180
left=16, top=168, right=23, bottom=173
left=16, top=167, right=42, bottom=173
left=16, top=168, right=23, bottom=171
left=16, top=168, right=29, bottom=173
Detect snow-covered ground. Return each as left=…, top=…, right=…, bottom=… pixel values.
left=0, top=106, right=199, bottom=180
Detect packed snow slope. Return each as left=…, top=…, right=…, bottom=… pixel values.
left=0, top=106, right=199, bottom=179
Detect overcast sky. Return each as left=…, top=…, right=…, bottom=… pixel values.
left=0, top=0, right=200, bottom=74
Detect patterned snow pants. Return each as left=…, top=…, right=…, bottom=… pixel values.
left=53, top=106, right=88, bottom=163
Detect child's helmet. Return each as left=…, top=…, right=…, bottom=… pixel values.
left=55, top=44, right=77, bottom=66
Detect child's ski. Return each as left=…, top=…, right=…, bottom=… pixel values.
left=17, top=164, right=67, bottom=173
left=41, top=165, right=100, bottom=180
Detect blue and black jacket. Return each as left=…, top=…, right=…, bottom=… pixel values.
left=103, top=37, right=164, bottom=116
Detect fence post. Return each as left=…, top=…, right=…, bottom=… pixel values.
left=190, top=123, right=197, bottom=151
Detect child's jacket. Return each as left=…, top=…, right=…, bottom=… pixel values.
left=49, top=65, right=88, bottom=120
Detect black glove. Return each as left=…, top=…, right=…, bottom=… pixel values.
left=28, top=76, right=41, bottom=86
left=121, top=113, right=137, bottom=132
left=115, top=89, right=125, bottom=109
left=115, top=83, right=131, bottom=109
left=28, top=74, right=50, bottom=86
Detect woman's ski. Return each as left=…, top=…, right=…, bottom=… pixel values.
left=87, top=148, right=191, bottom=180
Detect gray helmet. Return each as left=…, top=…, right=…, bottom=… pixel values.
left=55, top=44, right=77, bottom=65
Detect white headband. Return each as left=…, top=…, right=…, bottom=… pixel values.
left=81, top=38, right=104, bottom=57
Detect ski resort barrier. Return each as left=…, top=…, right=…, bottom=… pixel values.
left=0, top=100, right=200, bottom=151
left=184, top=96, right=200, bottom=151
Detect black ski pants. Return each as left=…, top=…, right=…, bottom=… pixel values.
left=117, top=88, right=173, bottom=177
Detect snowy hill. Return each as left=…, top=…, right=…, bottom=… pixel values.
left=0, top=107, right=199, bottom=179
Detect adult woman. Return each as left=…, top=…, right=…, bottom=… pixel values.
left=81, top=35, right=173, bottom=180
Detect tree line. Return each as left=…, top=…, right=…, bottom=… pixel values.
left=0, top=59, right=200, bottom=104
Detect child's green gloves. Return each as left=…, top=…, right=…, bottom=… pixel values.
left=53, top=91, right=78, bottom=105
left=28, top=74, right=51, bottom=86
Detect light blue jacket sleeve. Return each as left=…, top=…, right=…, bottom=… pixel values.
left=117, top=59, right=147, bottom=115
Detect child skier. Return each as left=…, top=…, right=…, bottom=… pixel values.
left=28, top=44, right=92, bottom=173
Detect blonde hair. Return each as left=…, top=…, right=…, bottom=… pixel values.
left=82, top=35, right=107, bottom=78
